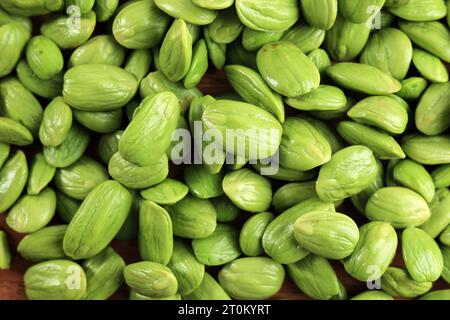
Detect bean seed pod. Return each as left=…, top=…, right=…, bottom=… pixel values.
left=402, top=227, right=444, bottom=282
left=24, top=260, right=87, bottom=300
left=343, top=221, right=398, bottom=281
left=124, top=261, right=178, bottom=298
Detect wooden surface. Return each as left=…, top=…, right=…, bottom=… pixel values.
left=0, top=69, right=449, bottom=300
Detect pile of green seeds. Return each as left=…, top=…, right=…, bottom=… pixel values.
left=0, top=0, right=450, bottom=301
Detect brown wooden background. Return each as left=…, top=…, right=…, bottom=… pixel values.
left=1, top=68, right=449, bottom=300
